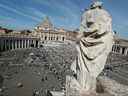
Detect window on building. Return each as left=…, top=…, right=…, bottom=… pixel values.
left=56, top=37, right=58, bottom=40
left=45, top=36, right=47, bottom=40
left=62, top=37, right=65, bottom=41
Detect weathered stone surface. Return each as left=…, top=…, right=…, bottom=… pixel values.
left=99, top=76, right=128, bottom=96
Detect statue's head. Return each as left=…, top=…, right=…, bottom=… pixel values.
left=85, top=2, right=112, bottom=33
left=80, top=0, right=112, bottom=34
left=90, top=1, right=103, bottom=9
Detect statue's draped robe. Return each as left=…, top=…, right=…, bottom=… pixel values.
left=68, top=8, right=113, bottom=95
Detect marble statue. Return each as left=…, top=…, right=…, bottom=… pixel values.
left=66, top=1, right=113, bottom=96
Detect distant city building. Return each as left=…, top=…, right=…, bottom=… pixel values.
left=112, top=36, right=128, bottom=55
left=0, top=27, right=13, bottom=35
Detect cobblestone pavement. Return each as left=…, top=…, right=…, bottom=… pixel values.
left=0, top=43, right=77, bottom=96
left=0, top=43, right=128, bottom=96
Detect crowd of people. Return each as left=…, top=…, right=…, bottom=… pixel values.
left=0, top=42, right=128, bottom=96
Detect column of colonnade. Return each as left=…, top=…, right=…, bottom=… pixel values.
left=15, top=40, right=17, bottom=49
left=120, top=47, right=122, bottom=54
left=27, top=40, right=29, bottom=48
left=124, top=48, right=128, bottom=55
left=11, top=40, right=14, bottom=50
left=41, top=33, right=66, bottom=42
left=112, top=45, right=115, bottom=53
left=25, top=40, right=27, bottom=48
left=21, top=40, right=24, bottom=48
left=0, top=38, right=39, bottom=52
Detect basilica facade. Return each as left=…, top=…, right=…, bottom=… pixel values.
left=33, top=17, right=67, bottom=43
left=32, top=16, right=77, bottom=43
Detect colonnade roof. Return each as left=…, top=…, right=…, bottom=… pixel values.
left=114, top=36, right=128, bottom=47
left=114, top=36, right=128, bottom=42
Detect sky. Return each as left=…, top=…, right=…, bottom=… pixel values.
left=0, top=0, right=128, bottom=38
